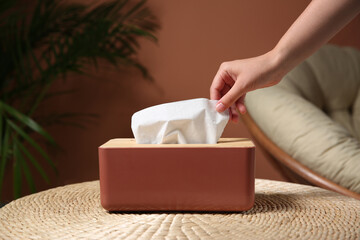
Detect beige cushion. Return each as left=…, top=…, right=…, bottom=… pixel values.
left=246, top=45, right=360, bottom=193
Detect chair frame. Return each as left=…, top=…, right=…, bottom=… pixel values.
left=241, top=112, right=360, bottom=200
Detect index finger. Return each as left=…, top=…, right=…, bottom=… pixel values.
left=210, top=67, right=225, bottom=100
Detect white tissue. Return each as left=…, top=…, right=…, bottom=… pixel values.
left=131, top=98, right=229, bottom=144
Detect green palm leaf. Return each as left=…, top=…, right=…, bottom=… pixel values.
left=21, top=155, right=36, bottom=194
left=17, top=140, right=50, bottom=184
left=0, top=126, right=10, bottom=198
left=0, top=101, right=55, bottom=144
left=13, top=141, right=23, bottom=199
left=0, top=0, right=158, bottom=200
left=7, top=119, right=56, bottom=171
left=14, top=138, right=37, bottom=195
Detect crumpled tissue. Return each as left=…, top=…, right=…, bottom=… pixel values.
left=131, top=98, right=229, bottom=144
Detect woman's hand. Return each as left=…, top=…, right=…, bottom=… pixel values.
left=210, top=50, right=286, bottom=122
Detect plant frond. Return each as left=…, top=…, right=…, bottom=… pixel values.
left=0, top=0, right=159, bottom=199
left=0, top=125, right=10, bottom=198
left=13, top=141, right=22, bottom=199
left=17, top=140, right=50, bottom=184
left=7, top=119, right=56, bottom=172
left=0, top=101, right=55, bottom=144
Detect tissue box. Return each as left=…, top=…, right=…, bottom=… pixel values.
left=99, top=138, right=255, bottom=212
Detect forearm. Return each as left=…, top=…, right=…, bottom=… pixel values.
left=211, top=0, right=360, bottom=116
left=272, top=0, right=360, bottom=73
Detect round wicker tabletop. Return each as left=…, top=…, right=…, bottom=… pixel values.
left=0, top=179, right=359, bottom=240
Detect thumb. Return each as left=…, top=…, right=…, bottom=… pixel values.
left=215, top=81, right=246, bottom=112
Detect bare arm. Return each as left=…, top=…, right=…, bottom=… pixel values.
left=210, top=0, right=360, bottom=122
left=275, top=0, right=360, bottom=71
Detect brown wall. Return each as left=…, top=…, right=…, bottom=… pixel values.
left=3, top=0, right=360, bottom=200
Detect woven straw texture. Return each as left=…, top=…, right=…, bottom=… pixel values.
left=0, top=179, right=359, bottom=240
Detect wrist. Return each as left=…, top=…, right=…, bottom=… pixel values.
left=265, top=48, right=291, bottom=80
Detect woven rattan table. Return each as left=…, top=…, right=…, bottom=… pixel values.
left=0, top=179, right=359, bottom=239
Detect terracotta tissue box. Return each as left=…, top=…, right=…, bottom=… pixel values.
left=98, top=138, right=255, bottom=212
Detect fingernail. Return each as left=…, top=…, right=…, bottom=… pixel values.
left=216, top=102, right=226, bottom=112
